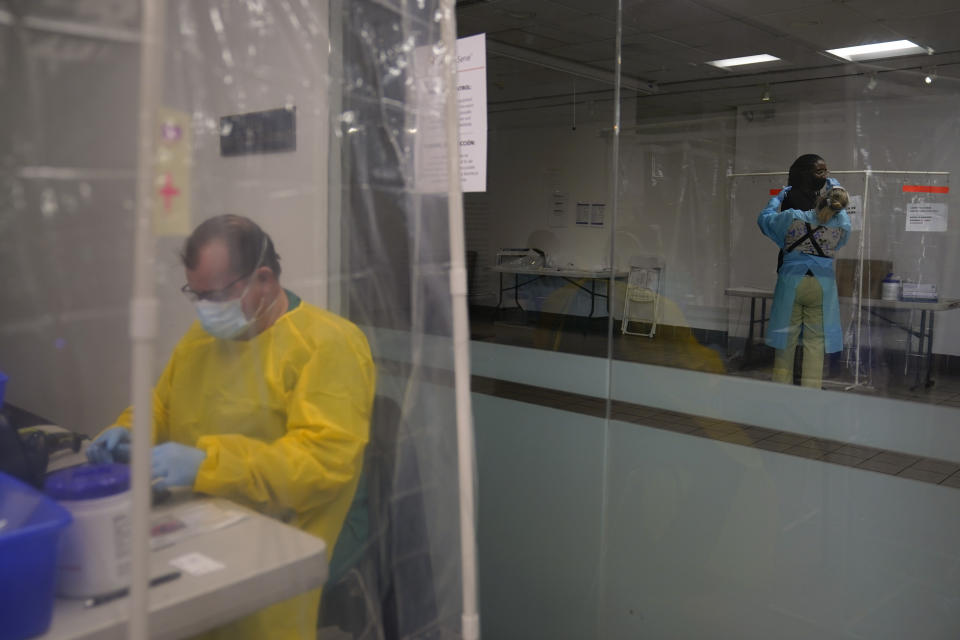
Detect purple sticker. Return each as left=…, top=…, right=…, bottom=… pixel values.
left=161, top=122, right=182, bottom=142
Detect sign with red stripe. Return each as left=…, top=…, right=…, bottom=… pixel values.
left=902, top=185, right=949, bottom=194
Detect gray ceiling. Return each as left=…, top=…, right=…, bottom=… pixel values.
left=457, top=0, right=960, bottom=118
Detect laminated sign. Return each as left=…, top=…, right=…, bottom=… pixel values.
left=455, top=34, right=487, bottom=193
left=413, top=34, right=488, bottom=193
left=153, top=107, right=192, bottom=236
left=905, top=201, right=947, bottom=232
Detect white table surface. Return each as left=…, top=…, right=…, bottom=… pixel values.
left=724, top=287, right=774, bottom=299
left=38, top=450, right=328, bottom=640
left=493, top=265, right=629, bottom=278
left=850, top=297, right=960, bottom=311
left=725, top=287, right=960, bottom=312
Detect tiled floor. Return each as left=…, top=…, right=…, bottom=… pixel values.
left=470, top=374, right=960, bottom=489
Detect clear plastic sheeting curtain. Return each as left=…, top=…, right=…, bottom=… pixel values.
left=728, top=97, right=956, bottom=393
left=613, top=118, right=736, bottom=335
left=1, top=0, right=469, bottom=638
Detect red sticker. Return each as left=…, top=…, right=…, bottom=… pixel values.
left=902, top=185, right=949, bottom=194
left=769, top=188, right=783, bottom=195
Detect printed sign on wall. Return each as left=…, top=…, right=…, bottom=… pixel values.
left=906, top=201, right=948, bottom=232
left=576, top=202, right=590, bottom=225
left=590, top=203, right=605, bottom=227
left=413, top=34, right=488, bottom=193
left=153, top=107, right=192, bottom=236
left=846, top=195, right=863, bottom=231
left=456, top=34, right=487, bottom=192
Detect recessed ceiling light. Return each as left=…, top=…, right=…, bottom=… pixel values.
left=706, top=54, right=780, bottom=69
left=826, top=40, right=930, bottom=62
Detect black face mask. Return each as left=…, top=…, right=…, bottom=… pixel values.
left=782, top=186, right=818, bottom=211
left=782, top=171, right=826, bottom=211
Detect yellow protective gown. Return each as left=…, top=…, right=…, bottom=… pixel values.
left=114, top=297, right=375, bottom=639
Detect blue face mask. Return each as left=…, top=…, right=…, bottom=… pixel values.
left=193, top=296, right=254, bottom=339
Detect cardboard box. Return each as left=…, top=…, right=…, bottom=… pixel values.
left=835, top=258, right=892, bottom=300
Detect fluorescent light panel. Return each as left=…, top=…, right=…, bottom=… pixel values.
left=826, top=40, right=928, bottom=61
left=707, top=54, right=780, bottom=69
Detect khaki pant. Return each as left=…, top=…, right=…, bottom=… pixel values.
left=772, top=276, right=825, bottom=389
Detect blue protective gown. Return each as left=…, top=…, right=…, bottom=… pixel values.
left=757, top=188, right=851, bottom=353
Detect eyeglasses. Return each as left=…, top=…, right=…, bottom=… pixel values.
left=182, top=236, right=269, bottom=303
left=181, top=272, right=250, bottom=303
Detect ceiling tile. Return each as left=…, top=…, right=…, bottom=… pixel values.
left=621, top=33, right=701, bottom=55
left=490, top=28, right=571, bottom=50
left=456, top=5, right=538, bottom=34
left=522, top=14, right=620, bottom=46
left=888, top=12, right=960, bottom=51
left=547, top=40, right=619, bottom=63
left=623, top=60, right=715, bottom=83
left=839, top=0, right=960, bottom=19
left=747, top=6, right=902, bottom=48
left=657, top=19, right=783, bottom=53
left=690, top=0, right=833, bottom=18
left=544, top=0, right=618, bottom=21
left=622, top=0, right=729, bottom=32
left=486, top=0, right=586, bottom=23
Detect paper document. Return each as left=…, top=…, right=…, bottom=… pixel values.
left=906, top=202, right=947, bottom=232
left=150, top=501, right=247, bottom=550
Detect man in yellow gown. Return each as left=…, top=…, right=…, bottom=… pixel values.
left=87, top=214, right=376, bottom=639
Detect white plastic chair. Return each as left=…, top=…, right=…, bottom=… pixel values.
left=621, top=261, right=663, bottom=338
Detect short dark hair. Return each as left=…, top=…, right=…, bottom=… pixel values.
left=181, top=215, right=282, bottom=277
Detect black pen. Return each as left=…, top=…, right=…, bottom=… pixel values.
left=83, top=571, right=182, bottom=608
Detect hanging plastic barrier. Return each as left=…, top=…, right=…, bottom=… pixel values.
left=0, top=1, right=475, bottom=638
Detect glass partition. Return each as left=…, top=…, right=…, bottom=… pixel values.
left=602, top=1, right=960, bottom=638
left=457, top=2, right=621, bottom=638
left=465, top=0, right=960, bottom=638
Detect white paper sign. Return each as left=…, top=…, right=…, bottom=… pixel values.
left=906, top=201, right=948, bottom=232
left=576, top=202, right=590, bottom=225
left=846, top=195, right=863, bottom=231
left=170, top=552, right=226, bottom=576
left=412, top=34, right=488, bottom=193
left=590, top=203, right=605, bottom=227
left=456, top=34, right=487, bottom=192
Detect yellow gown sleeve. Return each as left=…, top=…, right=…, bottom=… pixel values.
left=192, top=328, right=375, bottom=516
left=108, top=349, right=174, bottom=445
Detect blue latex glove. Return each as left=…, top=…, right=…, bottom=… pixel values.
left=151, top=442, right=206, bottom=490
left=775, top=185, right=791, bottom=202
left=86, top=426, right=131, bottom=464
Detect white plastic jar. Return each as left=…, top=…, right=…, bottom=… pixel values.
left=881, top=274, right=901, bottom=301
left=45, top=464, right=131, bottom=598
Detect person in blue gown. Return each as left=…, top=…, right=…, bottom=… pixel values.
left=758, top=154, right=851, bottom=388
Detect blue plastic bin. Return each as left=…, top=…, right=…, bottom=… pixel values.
left=0, top=471, right=72, bottom=640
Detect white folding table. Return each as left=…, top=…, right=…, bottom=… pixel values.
left=493, top=266, right=628, bottom=318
